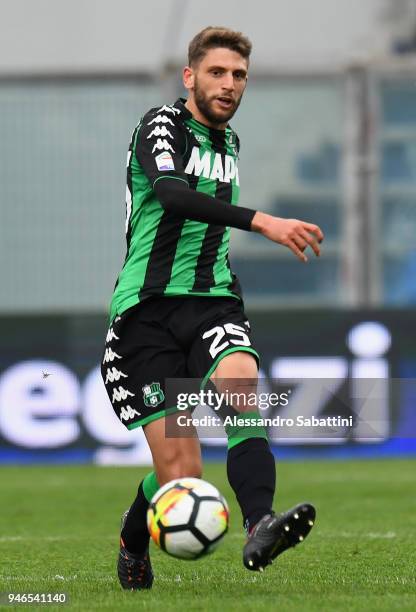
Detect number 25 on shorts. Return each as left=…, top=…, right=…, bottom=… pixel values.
left=202, top=323, right=251, bottom=359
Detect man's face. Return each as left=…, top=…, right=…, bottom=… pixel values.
left=184, top=47, right=248, bottom=128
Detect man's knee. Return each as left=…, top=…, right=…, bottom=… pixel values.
left=210, top=353, right=258, bottom=411
left=211, top=351, right=258, bottom=383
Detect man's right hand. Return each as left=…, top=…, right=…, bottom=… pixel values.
left=251, top=212, right=324, bottom=262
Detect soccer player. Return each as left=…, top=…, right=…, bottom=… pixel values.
left=101, top=26, right=323, bottom=590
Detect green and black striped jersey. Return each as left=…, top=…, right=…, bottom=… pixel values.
left=109, top=98, right=244, bottom=322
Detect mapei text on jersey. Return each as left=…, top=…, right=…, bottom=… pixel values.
left=184, top=146, right=240, bottom=185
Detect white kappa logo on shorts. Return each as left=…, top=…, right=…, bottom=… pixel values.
left=103, top=348, right=122, bottom=364
left=105, top=367, right=127, bottom=384
left=106, top=327, right=120, bottom=343
left=112, top=386, right=135, bottom=403
left=119, top=405, right=141, bottom=422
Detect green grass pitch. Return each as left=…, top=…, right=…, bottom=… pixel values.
left=0, top=459, right=415, bottom=611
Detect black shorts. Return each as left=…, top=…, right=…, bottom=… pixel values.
left=101, top=296, right=259, bottom=430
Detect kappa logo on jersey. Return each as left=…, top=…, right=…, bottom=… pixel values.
left=119, top=405, right=141, bottom=422
left=156, top=104, right=180, bottom=116
left=112, top=386, right=135, bottom=403
left=155, top=151, right=175, bottom=171
left=184, top=146, right=240, bottom=185
left=147, top=125, right=174, bottom=140
left=142, top=382, right=165, bottom=407
left=195, top=134, right=207, bottom=143
left=105, top=367, right=128, bottom=384
left=103, top=348, right=122, bottom=364
left=152, top=138, right=175, bottom=154
left=148, top=114, right=174, bottom=126
left=106, top=327, right=119, bottom=343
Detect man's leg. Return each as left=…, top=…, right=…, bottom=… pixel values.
left=210, top=352, right=276, bottom=533
left=210, top=351, right=315, bottom=571
left=121, top=413, right=202, bottom=555
left=101, top=299, right=203, bottom=589
left=120, top=471, right=159, bottom=556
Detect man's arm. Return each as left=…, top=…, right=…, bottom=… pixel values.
left=135, top=106, right=324, bottom=261
left=153, top=178, right=255, bottom=230
left=154, top=178, right=324, bottom=262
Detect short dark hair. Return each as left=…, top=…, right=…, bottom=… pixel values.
left=188, top=26, right=252, bottom=67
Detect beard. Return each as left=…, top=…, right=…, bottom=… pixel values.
left=193, top=78, right=243, bottom=127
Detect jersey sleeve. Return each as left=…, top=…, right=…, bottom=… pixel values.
left=134, top=105, right=189, bottom=188
left=154, top=178, right=256, bottom=231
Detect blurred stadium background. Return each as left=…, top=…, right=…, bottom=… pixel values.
left=1, top=0, right=416, bottom=464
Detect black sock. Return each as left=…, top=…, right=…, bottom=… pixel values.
left=227, top=437, right=276, bottom=533
left=121, top=480, right=150, bottom=555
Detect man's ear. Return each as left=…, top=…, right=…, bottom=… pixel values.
left=183, top=66, right=194, bottom=91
